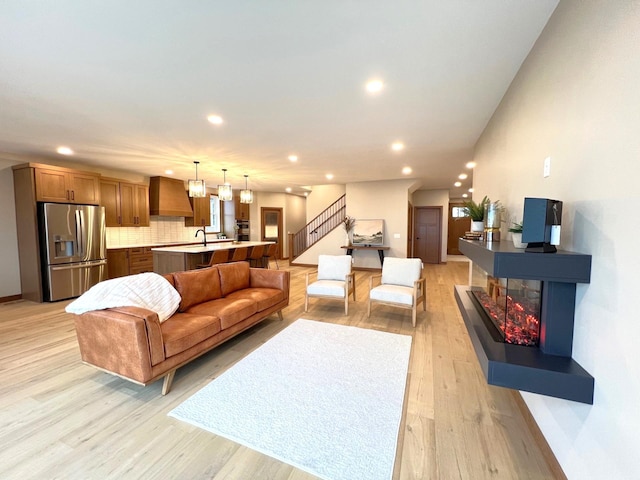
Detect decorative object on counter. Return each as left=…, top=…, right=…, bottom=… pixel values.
left=342, top=215, right=355, bottom=246
left=218, top=168, right=233, bottom=201
left=508, top=222, right=525, bottom=248
left=523, top=198, right=563, bottom=253
left=188, top=161, right=206, bottom=198
left=240, top=174, right=253, bottom=204
left=484, top=201, right=503, bottom=242
left=461, top=195, right=489, bottom=232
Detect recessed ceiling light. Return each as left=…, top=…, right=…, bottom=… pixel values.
left=207, top=114, right=224, bottom=125
left=468, top=188, right=474, bottom=193
left=391, top=142, right=405, bottom=152
left=326, top=173, right=334, bottom=180
left=462, top=193, right=469, bottom=198
left=454, top=181, right=462, bottom=187
left=285, top=187, right=292, bottom=193
left=56, top=146, right=73, bottom=155
left=458, top=173, right=468, bottom=180
left=466, top=161, right=476, bottom=169
left=402, top=166, right=412, bottom=175
left=365, top=79, right=383, bottom=94
left=165, top=169, right=174, bottom=175
left=288, top=155, right=298, bottom=162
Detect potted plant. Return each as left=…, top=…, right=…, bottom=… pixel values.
left=462, top=196, right=489, bottom=232
left=342, top=215, right=356, bottom=246
left=509, top=222, right=526, bottom=248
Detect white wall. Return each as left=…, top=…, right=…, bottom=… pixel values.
left=473, top=2, right=639, bottom=478
left=307, top=184, right=346, bottom=220
left=412, top=189, right=450, bottom=262
left=250, top=191, right=306, bottom=257
left=0, top=160, right=22, bottom=297
left=297, top=179, right=413, bottom=267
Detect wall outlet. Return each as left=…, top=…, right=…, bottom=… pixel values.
left=544, top=156, right=551, bottom=177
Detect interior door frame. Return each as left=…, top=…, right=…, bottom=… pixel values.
left=413, top=206, right=442, bottom=264
left=261, top=207, right=284, bottom=259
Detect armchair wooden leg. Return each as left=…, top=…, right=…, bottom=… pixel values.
left=162, top=370, right=176, bottom=395
left=304, top=293, right=309, bottom=312
left=277, top=310, right=284, bottom=321
left=367, top=298, right=372, bottom=318
left=412, top=306, right=417, bottom=328
left=344, top=295, right=349, bottom=315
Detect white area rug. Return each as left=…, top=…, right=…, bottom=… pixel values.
left=168, top=319, right=412, bottom=480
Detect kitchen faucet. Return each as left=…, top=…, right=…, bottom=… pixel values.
left=195, top=228, right=207, bottom=246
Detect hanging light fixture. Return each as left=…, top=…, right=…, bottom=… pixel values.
left=188, top=161, right=206, bottom=197
left=240, top=174, right=253, bottom=204
left=218, top=168, right=233, bottom=201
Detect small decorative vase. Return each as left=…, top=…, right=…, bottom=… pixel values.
left=512, top=232, right=526, bottom=249
left=345, top=232, right=351, bottom=246
left=470, top=221, right=484, bottom=232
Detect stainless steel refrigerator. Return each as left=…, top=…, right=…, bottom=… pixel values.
left=38, top=203, right=107, bottom=301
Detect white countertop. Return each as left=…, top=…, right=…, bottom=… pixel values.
left=151, top=241, right=273, bottom=254
left=107, top=238, right=233, bottom=249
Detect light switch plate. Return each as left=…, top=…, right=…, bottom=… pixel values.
left=393, top=233, right=401, bottom=239
left=544, top=157, right=551, bottom=177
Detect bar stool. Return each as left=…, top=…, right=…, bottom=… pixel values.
left=247, top=245, right=265, bottom=267
left=196, top=249, right=229, bottom=268
left=229, top=246, right=248, bottom=262
left=262, top=243, right=279, bottom=269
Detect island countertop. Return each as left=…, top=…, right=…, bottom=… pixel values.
left=151, top=240, right=273, bottom=254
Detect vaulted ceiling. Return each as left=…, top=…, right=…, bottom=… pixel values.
left=0, top=1, right=558, bottom=196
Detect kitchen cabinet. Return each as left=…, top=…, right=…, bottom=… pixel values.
left=185, top=194, right=211, bottom=226
left=234, top=196, right=250, bottom=220
left=100, top=178, right=149, bottom=227
left=107, top=247, right=153, bottom=278
left=34, top=166, right=100, bottom=205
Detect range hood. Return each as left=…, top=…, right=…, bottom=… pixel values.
left=149, top=176, right=194, bottom=217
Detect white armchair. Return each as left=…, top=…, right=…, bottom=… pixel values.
left=305, top=255, right=356, bottom=315
left=367, top=257, right=426, bottom=327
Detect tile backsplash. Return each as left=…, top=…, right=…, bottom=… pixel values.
left=106, top=216, right=204, bottom=247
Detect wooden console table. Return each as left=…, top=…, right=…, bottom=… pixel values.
left=341, top=245, right=390, bottom=266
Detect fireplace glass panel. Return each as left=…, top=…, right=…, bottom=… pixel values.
left=469, top=263, right=541, bottom=346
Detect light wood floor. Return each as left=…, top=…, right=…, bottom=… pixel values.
left=0, top=261, right=561, bottom=479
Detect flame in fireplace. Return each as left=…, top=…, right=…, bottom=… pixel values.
left=472, top=291, right=540, bottom=346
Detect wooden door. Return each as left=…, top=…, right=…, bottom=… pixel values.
left=447, top=202, right=470, bottom=255
left=135, top=184, right=150, bottom=226
left=100, top=179, right=121, bottom=226
left=261, top=207, right=283, bottom=259
left=119, top=182, right=137, bottom=226
left=69, top=172, right=100, bottom=204
left=34, top=168, right=69, bottom=202
left=414, top=207, right=442, bottom=264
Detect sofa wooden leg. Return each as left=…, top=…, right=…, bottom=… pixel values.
left=162, top=370, right=176, bottom=395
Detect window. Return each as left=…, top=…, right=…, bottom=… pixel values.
left=205, top=195, right=221, bottom=233
left=451, top=206, right=468, bottom=218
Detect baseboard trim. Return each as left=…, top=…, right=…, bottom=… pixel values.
left=511, top=391, right=567, bottom=480
left=0, top=294, right=22, bottom=304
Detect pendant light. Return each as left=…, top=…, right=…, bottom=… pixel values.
left=188, top=161, right=206, bottom=197
left=240, top=174, right=253, bottom=204
left=218, top=168, right=233, bottom=201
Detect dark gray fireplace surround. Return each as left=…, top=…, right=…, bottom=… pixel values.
left=455, top=238, right=594, bottom=404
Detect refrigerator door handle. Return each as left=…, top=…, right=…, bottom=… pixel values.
left=75, top=209, right=85, bottom=257
left=50, top=260, right=107, bottom=272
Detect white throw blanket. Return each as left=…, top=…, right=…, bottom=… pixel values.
left=65, top=272, right=181, bottom=322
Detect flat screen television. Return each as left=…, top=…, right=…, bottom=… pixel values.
left=352, top=219, right=384, bottom=246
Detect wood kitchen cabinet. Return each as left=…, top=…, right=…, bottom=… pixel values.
left=34, top=166, right=100, bottom=205
left=107, top=247, right=153, bottom=278
left=100, top=178, right=149, bottom=227
left=185, top=195, right=211, bottom=226
left=234, top=196, right=250, bottom=220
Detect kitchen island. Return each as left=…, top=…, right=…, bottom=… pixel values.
left=152, top=241, right=274, bottom=274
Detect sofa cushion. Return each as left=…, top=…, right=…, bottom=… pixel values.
left=217, top=261, right=251, bottom=296
left=161, top=313, right=221, bottom=358
left=186, top=297, right=257, bottom=330
left=226, top=288, right=285, bottom=312
left=173, top=267, right=222, bottom=312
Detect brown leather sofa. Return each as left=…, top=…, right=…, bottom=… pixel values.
left=73, top=261, right=290, bottom=394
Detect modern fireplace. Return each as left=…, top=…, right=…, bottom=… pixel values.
left=455, top=238, right=595, bottom=404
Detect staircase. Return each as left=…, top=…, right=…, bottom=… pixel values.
left=289, top=194, right=345, bottom=260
